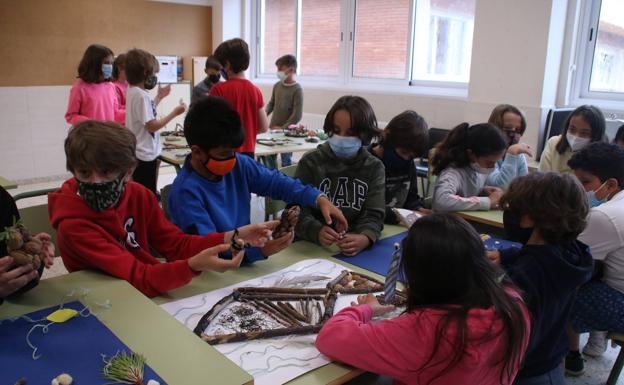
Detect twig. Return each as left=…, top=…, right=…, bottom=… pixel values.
left=279, top=302, right=308, bottom=323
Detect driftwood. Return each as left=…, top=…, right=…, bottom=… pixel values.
left=195, top=270, right=404, bottom=345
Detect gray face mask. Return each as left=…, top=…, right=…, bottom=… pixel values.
left=77, top=174, right=126, bottom=212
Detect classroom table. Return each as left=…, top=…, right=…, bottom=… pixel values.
left=0, top=175, right=17, bottom=190
left=0, top=271, right=254, bottom=385
left=457, top=210, right=504, bottom=228
left=158, top=132, right=324, bottom=171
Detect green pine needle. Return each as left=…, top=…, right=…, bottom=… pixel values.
left=102, top=351, right=146, bottom=384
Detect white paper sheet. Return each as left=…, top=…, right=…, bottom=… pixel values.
left=160, top=259, right=375, bottom=385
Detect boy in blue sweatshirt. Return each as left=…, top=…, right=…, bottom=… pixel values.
left=487, top=172, right=593, bottom=385
left=168, top=96, right=347, bottom=263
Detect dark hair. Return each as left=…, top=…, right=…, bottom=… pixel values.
left=488, top=104, right=527, bottom=136
left=323, top=96, right=380, bottom=145
left=402, top=213, right=528, bottom=384
left=112, top=53, right=126, bottom=80
left=555, top=105, right=607, bottom=154
left=431, top=123, right=507, bottom=175
left=614, top=124, right=624, bottom=144
left=65, top=120, right=137, bottom=175
left=184, top=96, right=245, bottom=151
left=205, top=55, right=222, bottom=71
left=500, top=172, right=587, bottom=244
left=77, top=44, right=114, bottom=83
left=380, top=110, right=429, bottom=157
left=213, top=38, right=250, bottom=73
left=568, top=142, right=624, bottom=188
left=275, top=54, right=298, bottom=71
left=125, top=48, right=157, bottom=86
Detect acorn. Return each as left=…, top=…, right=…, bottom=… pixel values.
left=9, top=249, right=33, bottom=267
left=23, top=238, right=43, bottom=255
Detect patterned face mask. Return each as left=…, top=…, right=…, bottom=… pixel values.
left=77, top=174, right=126, bottom=212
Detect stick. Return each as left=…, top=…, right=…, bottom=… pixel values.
left=279, top=302, right=308, bottom=323
left=236, top=293, right=327, bottom=301
left=262, top=300, right=301, bottom=326
left=242, top=299, right=292, bottom=328
left=200, top=324, right=323, bottom=345
left=321, top=293, right=337, bottom=322
left=316, top=301, right=323, bottom=324
left=327, top=270, right=349, bottom=290
left=193, top=294, right=235, bottom=336
left=299, top=299, right=307, bottom=322
left=236, top=287, right=328, bottom=295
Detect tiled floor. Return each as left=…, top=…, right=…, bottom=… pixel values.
left=11, top=164, right=624, bottom=385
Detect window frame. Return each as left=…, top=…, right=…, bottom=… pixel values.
left=250, top=0, right=474, bottom=96
left=569, top=0, right=624, bottom=108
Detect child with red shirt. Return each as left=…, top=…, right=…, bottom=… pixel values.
left=65, top=44, right=125, bottom=125
left=48, top=120, right=277, bottom=298
left=210, top=38, right=268, bottom=157
left=316, top=214, right=530, bottom=385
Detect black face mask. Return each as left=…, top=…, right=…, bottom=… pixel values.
left=208, top=74, right=221, bottom=84
left=145, top=75, right=158, bottom=90
left=503, top=210, right=534, bottom=244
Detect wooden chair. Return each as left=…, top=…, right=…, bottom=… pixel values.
left=13, top=188, right=60, bottom=256
left=264, top=164, right=298, bottom=221
left=607, top=333, right=624, bottom=385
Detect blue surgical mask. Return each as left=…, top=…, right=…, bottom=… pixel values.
left=220, top=69, right=229, bottom=81
left=382, top=146, right=413, bottom=173
left=587, top=181, right=608, bottom=208
left=328, top=135, right=362, bottom=158
left=102, top=64, right=113, bottom=79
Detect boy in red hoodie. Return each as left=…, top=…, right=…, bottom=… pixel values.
left=48, top=120, right=276, bottom=298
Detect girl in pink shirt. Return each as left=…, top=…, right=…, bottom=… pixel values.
left=112, top=53, right=129, bottom=107
left=65, top=44, right=125, bottom=125
left=316, top=213, right=531, bottom=385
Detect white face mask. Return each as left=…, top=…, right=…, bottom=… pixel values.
left=276, top=71, right=287, bottom=81
left=566, top=133, right=591, bottom=152
left=471, top=162, right=495, bottom=175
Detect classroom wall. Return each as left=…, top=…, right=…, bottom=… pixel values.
left=258, top=0, right=568, bottom=155
left=0, top=0, right=212, bottom=182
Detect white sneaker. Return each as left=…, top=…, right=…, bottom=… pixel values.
left=583, top=331, right=609, bottom=357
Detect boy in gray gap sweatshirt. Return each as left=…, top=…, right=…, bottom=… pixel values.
left=265, top=55, right=303, bottom=167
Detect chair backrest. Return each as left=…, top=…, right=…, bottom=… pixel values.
left=537, top=108, right=574, bottom=160
left=428, top=128, right=450, bottom=151
left=264, top=164, right=298, bottom=221
left=13, top=188, right=60, bottom=256
left=160, top=184, right=173, bottom=221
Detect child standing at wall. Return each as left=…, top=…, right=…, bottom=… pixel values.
left=539, top=105, right=606, bottom=174
left=295, top=96, right=385, bottom=256
left=112, top=53, right=128, bottom=107
left=266, top=54, right=303, bottom=167
left=369, top=110, right=430, bottom=223
left=191, top=55, right=221, bottom=106
left=317, top=213, right=530, bottom=385
left=65, top=44, right=125, bottom=125
left=431, top=123, right=508, bottom=212
left=125, top=48, right=186, bottom=195
left=210, top=38, right=269, bottom=157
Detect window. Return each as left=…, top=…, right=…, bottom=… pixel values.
left=572, top=0, right=624, bottom=105
left=588, top=0, right=624, bottom=94
left=253, top=0, right=476, bottom=88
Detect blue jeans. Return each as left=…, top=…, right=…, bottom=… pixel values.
left=514, top=367, right=567, bottom=385
left=281, top=152, right=293, bottom=166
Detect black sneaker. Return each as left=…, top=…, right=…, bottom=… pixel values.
left=565, top=351, right=585, bottom=376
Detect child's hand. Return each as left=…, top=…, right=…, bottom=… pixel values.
left=173, top=99, right=186, bottom=116
left=33, top=233, right=55, bottom=268
left=351, top=293, right=395, bottom=316
left=188, top=244, right=244, bottom=273
left=316, top=195, right=348, bottom=233
left=507, top=143, right=533, bottom=157
left=0, top=256, right=38, bottom=298
left=483, top=186, right=503, bottom=209
left=157, top=84, right=172, bottom=99
left=230, top=220, right=279, bottom=247
left=318, top=225, right=340, bottom=247
left=486, top=250, right=501, bottom=265
left=337, top=233, right=370, bottom=256
left=261, top=232, right=294, bottom=257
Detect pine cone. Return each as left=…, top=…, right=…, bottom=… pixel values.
left=273, top=205, right=301, bottom=239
